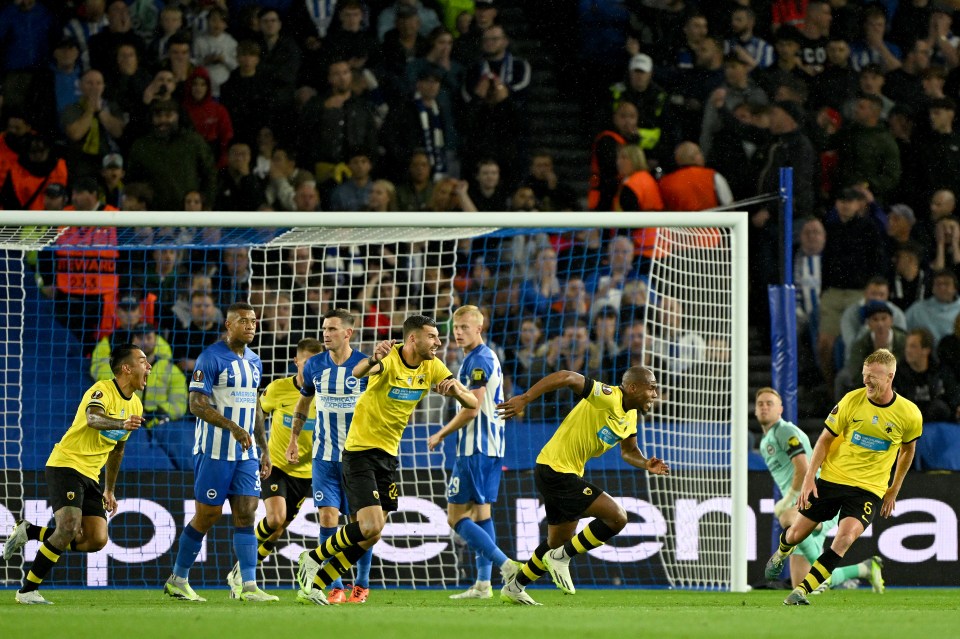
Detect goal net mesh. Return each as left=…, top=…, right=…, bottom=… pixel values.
left=0, top=220, right=737, bottom=591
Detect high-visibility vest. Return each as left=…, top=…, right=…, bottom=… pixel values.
left=587, top=129, right=626, bottom=210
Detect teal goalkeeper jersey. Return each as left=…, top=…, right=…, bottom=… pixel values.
left=759, top=419, right=812, bottom=494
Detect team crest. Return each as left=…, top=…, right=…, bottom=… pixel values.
left=583, top=487, right=593, bottom=496
left=766, top=444, right=775, bottom=456
left=885, top=427, right=893, bottom=434
left=415, top=374, right=426, bottom=385
left=270, top=484, right=279, bottom=492
left=373, top=490, right=379, bottom=499
left=872, top=415, right=879, bottom=424
left=193, top=370, right=204, bottom=383
left=314, top=491, right=324, bottom=501
left=66, top=491, right=75, bottom=501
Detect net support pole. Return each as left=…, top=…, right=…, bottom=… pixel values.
left=730, top=212, right=750, bottom=593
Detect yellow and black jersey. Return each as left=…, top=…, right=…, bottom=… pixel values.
left=46, top=379, right=143, bottom=481
left=822, top=388, right=923, bottom=498
left=345, top=346, right=452, bottom=457
left=537, top=379, right=638, bottom=477
left=260, top=376, right=315, bottom=479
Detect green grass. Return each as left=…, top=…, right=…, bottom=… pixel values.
left=1, top=588, right=958, bottom=639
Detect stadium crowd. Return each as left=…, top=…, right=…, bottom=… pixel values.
left=2, top=0, right=960, bottom=425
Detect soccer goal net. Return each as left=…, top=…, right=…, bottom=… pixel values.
left=0, top=211, right=747, bottom=592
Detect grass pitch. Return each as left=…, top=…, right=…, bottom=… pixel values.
left=1, top=588, right=957, bottom=639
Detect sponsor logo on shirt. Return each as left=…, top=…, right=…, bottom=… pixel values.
left=596, top=426, right=621, bottom=446
left=388, top=386, right=425, bottom=401
left=851, top=431, right=892, bottom=452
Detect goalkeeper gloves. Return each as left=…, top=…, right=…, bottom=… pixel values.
left=774, top=489, right=800, bottom=517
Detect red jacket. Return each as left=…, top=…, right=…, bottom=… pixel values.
left=183, top=67, right=234, bottom=168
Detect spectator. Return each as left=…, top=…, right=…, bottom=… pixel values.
left=797, top=0, right=832, bottom=73
left=182, top=67, right=234, bottom=169
left=98, top=153, right=123, bottom=209
left=37, top=37, right=83, bottom=135
left=0, top=133, right=68, bottom=211
left=214, top=142, right=264, bottom=211
left=264, top=146, right=309, bottom=212
left=835, top=93, right=900, bottom=205
left=836, top=300, right=906, bottom=396
left=809, top=38, right=858, bottom=112
left=166, top=272, right=221, bottom=333
left=213, top=247, right=250, bottom=308
left=754, top=26, right=809, bottom=100
left=366, top=179, right=397, bottom=212
left=885, top=203, right=922, bottom=258
left=126, top=99, right=216, bottom=213
left=930, top=211, right=960, bottom=282
left=131, top=322, right=187, bottom=428
left=468, top=158, right=508, bottom=212
left=700, top=54, right=768, bottom=159
left=505, top=316, right=546, bottom=394
left=406, top=26, right=465, bottom=137
left=607, top=53, right=673, bottom=167
left=87, top=0, right=146, bottom=82
left=109, top=43, right=152, bottom=145
left=615, top=145, right=664, bottom=259
left=544, top=276, right=591, bottom=337
left=611, top=321, right=652, bottom=379
left=378, top=0, right=441, bottom=41
left=519, top=246, right=562, bottom=317
left=522, top=151, right=578, bottom=212
left=192, top=6, right=237, bottom=98
left=330, top=150, right=374, bottom=211
left=135, top=248, right=184, bottom=310
left=725, top=6, right=774, bottom=70
left=936, top=313, right=960, bottom=413
left=587, top=235, right=643, bottom=307
left=839, top=275, right=909, bottom=363
left=381, top=4, right=428, bottom=83
left=380, top=68, right=454, bottom=181
left=395, top=150, right=435, bottom=212
left=145, top=4, right=184, bottom=68
left=890, top=242, right=930, bottom=312
left=293, top=179, right=322, bottom=212
left=817, top=186, right=887, bottom=392
left=897, top=327, right=953, bottom=422
left=589, top=102, right=641, bottom=211
left=297, top=60, right=378, bottom=184
left=257, top=291, right=296, bottom=382
left=849, top=5, right=902, bottom=73
left=64, top=0, right=109, bottom=73
left=591, top=306, right=622, bottom=378
left=921, top=98, right=960, bottom=200
left=884, top=38, right=932, bottom=114
left=794, top=217, right=826, bottom=386
left=170, top=291, right=222, bottom=373
left=316, top=0, right=382, bottom=73
left=89, top=294, right=161, bottom=380
left=461, top=24, right=532, bottom=189
left=256, top=8, right=302, bottom=140
left=220, top=40, right=271, bottom=147
left=452, top=0, right=497, bottom=67
left=525, top=316, right=600, bottom=419
left=0, top=0, right=56, bottom=111
left=61, top=69, right=126, bottom=180
left=659, top=141, right=734, bottom=211
left=906, top=269, right=960, bottom=345
left=251, top=126, right=276, bottom=181
left=650, top=296, right=706, bottom=373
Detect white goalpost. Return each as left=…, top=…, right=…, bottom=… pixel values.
left=0, top=210, right=748, bottom=593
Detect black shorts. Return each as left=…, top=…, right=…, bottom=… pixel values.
left=342, top=448, right=399, bottom=514
left=46, top=465, right=106, bottom=519
left=534, top=463, right=603, bottom=526
left=800, top=478, right=880, bottom=528
left=261, top=467, right=312, bottom=522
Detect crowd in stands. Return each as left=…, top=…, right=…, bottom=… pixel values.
left=3, top=0, right=960, bottom=425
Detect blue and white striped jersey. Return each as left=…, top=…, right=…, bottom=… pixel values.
left=301, top=349, right=368, bottom=462
left=456, top=343, right=505, bottom=458
left=189, top=341, right=262, bottom=461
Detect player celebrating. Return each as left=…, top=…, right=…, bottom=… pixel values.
left=286, top=309, right=374, bottom=604
left=225, top=337, right=324, bottom=597
left=754, top=387, right=884, bottom=593
left=765, top=349, right=922, bottom=606
left=163, top=302, right=277, bottom=603
left=496, top=367, right=669, bottom=606
left=294, top=315, right=478, bottom=605
left=4, top=344, right=150, bottom=604
left=427, top=305, right=520, bottom=599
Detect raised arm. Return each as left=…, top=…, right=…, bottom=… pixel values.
left=496, top=370, right=587, bottom=419
left=353, top=340, right=395, bottom=378
left=435, top=377, right=478, bottom=409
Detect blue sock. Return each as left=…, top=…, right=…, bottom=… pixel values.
left=355, top=546, right=373, bottom=588
left=455, top=517, right=507, bottom=569
left=234, top=526, right=257, bottom=583
left=173, top=524, right=205, bottom=579
left=320, top=526, right=344, bottom=590
left=476, top=518, right=498, bottom=581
